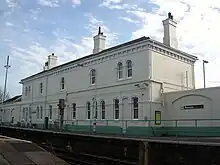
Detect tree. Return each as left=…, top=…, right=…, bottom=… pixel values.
left=0, top=87, right=10, bottom=103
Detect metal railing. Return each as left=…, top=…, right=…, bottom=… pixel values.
left=2, top=118, right=220, bottom=137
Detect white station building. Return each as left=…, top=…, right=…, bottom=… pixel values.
left=1, top=12, right=214, bottom=130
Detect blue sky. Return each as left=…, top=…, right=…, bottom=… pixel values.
left=1, top=0, right=220, bottom=97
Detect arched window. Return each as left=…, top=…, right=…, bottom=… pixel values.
left=113, top=99, right=119, bottom=119
left=117, top=62, right=123, bottom=79
left=28, top=86, right=31, bottom=96
left=93, top=101, right=98, bottom=119
left=40, top=83, right=43, bottom=94
left=49, top=105, right=52, bottom=120
left=40, top=106, right=43, bottom=119
left=90, top=69, right=96, bottom=84
left=132, top=97, right=138, bottom=119
left=101, top=100, right=105, bottom=119
left=25, top=87, right=28, bottom=96
left=87, top=102, right=91, bottom=119
left=126, top=60, right=132, bottom=77
left=37, top=106, right=39, bottom=119
left=72, top=103, right=76, bottom=119
left=61, top=77, right=65, bottom=90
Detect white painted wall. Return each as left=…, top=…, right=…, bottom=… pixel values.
left=151, top=50, right=195, bottom=94
left=1, top=103, right=21, bottom=124
left=164, top=87, right=220, bottom=127
left=16, top=38, right=197, bottom=127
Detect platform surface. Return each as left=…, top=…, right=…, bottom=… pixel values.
left=0, top=135, right=69, bottom=165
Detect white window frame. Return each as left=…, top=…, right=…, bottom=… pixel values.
left=60, top=77, right=65, bottom=90
left=40, top=106, right=43, bottom=119
left=28, top=86, right=31, bottom=96
left=126, top=60, right=132, bottom=78
left=37, top=106, right=39, bottom=119
left=100, top=100, right=105, bottom=120
left=49, top=105, right=52, bottom=120
left=25, top=87, right=28, bottom=96
left=132, top=97, right=139, bottom=119
left=113, top=99, right=119, bottom=120
left=72, top=103, right=76, bottom=119
left=87, top=102, right=91, bottom=120
left=90, top=69, right=96, bottom=85
left=117, top=62, right=123, bottom=79
left=40, top=83, right=43, bottom=94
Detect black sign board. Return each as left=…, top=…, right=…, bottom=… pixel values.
left=183, top=104, right=204, bottom=110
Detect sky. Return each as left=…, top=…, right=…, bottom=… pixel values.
left=0, top=0, right=220, bottom=97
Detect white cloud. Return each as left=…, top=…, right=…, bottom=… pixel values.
left=72, top=0, right=81, bottom=7
left=6, top=14, right=117, bottom=96
left=119, top=17, right=140, bottom=24
left=38, top=0, right=60, bottom=7
left=99, top=0, right=144, bottom=11
left=131, top=0, right=220, bottom=88
left=84, top=13, right=118, bottom=48
left=5, top=21, right=13, bottom=26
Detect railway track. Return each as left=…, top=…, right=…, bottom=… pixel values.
left=39, top=143, right=137, bottom=165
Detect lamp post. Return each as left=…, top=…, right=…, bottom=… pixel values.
left=1, top=55, right=11, bottom=123
left=203, top=60, right=208, bottom=88
left=2, top=55, right=11, bottom=104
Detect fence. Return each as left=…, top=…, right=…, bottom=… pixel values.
left=2, top=118, right=220, bottom=137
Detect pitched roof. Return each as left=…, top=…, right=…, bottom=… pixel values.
left=3, top=95, right=22, bottom=104
left=20, top=36, right=150, bottom=82
left=20, top=36, right=198, bottom=83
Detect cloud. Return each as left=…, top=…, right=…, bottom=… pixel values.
left=99, top=0, right=144, bottom=11
left=38, top=0, right=60, bottom=7
left=84, top=13, right=118, bottom=47
left=131, top=0, right=220, bottom=88
left=2, top=0, right=220, bottom=97
left=118, top=17, right=140, bottom=25
left=2, top=10, right=117, bottom=96
left=5, top=21, right=13, bottom=26
left=72, top=0, right=81, bottom=7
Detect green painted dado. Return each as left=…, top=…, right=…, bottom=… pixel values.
left=63, top=124, right=220, bottom=137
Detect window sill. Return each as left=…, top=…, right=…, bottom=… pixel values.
left=117, top=77, right=132, bottom=82
left=88, top=84, right=96, bottom=87
left=60, top=89, right=66, bottom=92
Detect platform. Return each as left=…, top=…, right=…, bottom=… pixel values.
left=0, top=135, right=69, bottom=165
left=2, top=125, right=220, bottom=146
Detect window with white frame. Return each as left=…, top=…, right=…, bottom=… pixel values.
left=132, top=97, right=139, bottom=119
left=37, top=106, right=39, bottom=119
left=61, top=77, right=65, bottom=90
left=25, top=87, right=28, bottom=96
left=22, top=108, right=25, bottom=119
left=94, top=101, right=98, bottom=119
left=49, top=105, right=52, bottom=120
left=117, top=62, right=123, bottom=79
left=101, top=100, right=105, bottom=119
left=28, top=86, right=31, bottom=96
left=114, top=99, right=119, bottom=119
left=40, top=83, right=43, bottom=94
left=72, top=103, right=76, bottom=119
left=87, top=102, right=91, bottom=119
left=126, top=60, right=132, bottom=77
left=40, top=106, right=43, bottom=119
left=90, top=69, right=96, bottom=85
left=29, top=107, right=31, bottom=119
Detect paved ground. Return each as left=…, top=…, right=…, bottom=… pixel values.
left=0, top=135, right=69, bottom=165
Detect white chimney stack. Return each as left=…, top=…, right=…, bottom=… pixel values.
left=43, top=53, right=57, bottom=71
left=162, top=12, right=178, bottom=49
left=93, top=27, right=106, bottom=54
